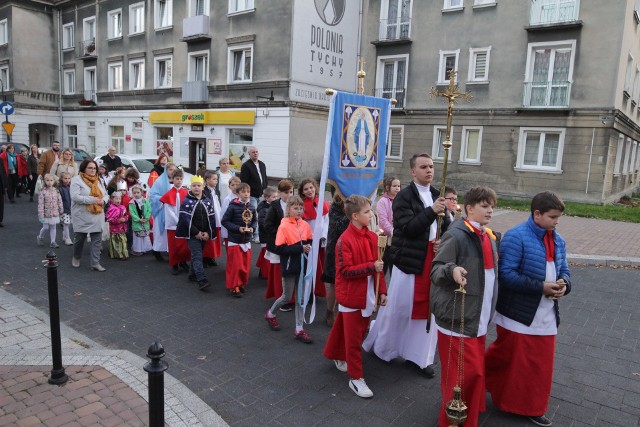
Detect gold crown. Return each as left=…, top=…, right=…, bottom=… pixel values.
left=191, top=175, right=205, bottom=185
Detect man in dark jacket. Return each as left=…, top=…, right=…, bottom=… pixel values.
left=100, top=146, right=123, bottom=172
left=240, top=146, right=267, bottom=241
left=363, top=153, right=448, bottom=378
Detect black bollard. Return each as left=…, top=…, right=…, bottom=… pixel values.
left=45, top=251, right=68, bottom=385
left=144, top=342, right=168, bottom=427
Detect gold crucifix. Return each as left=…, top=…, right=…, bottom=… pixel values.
left=430, top=69, right=472, bottom=240
left=357, top=57, right=366, bottom=95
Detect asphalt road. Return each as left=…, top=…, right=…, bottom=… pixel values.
left=1, top=199, right=639, bottom=426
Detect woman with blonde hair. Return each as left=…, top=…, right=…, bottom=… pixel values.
left=50, top=148, right=77, bottom=178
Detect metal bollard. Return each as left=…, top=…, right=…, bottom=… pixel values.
left=45, top=251, right=68, bottom=385
left=144, top=342, right=168, bottom=427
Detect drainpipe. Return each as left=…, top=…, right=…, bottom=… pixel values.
left=57, top=7, right=64, bottom=145
left=356, top=0, right=364, bottom=94
left=585, top=127, right=595, bottom=194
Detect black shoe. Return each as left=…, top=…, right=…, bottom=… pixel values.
left=29, top=197, right=33, bottom=202
left=239, top=286, right=247, bottom=293
left=188, top=274, right=197, bottom=282
left=529, top=415, right=552, bottom=426
left=420, top=365, right=435, bottom=378
left=171, top=265, right=180, bottom=275
left=0, top=223, right=3, bottom=227
left=231, top=287, right=242, bottom=298
left=16, top=194, right=20, bottom=198
left=179, top=262, right=190, bottom=272
left=209, top=259, right=218, bottom=266
left=279, top=303, right=294, bottom=312
left=198, top=280, right=210, bottom=290
left=153, top=251, right=164, bottom=262
left=9, top=200, right=14, bottom=203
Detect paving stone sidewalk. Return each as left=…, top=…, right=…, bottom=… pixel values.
left=0, top=287, right=227, bottom=427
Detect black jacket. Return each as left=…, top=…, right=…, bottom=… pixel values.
left=100, top=154, right=122, bottom=172
left=221, top=199, right=257, bottom=244
left=257, top=200, right=271, bottom=244
left=322, top=202, right=350, bottom=283
left=388, top=181, right=450, bottom=275
left=263, top=200, right=285, bottom=253
left=240, top=160, right=267, bottom=198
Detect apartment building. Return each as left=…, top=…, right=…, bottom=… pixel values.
left=0, top=0, right=362, bottom=179
left=362, top=0, right=640, bottom=202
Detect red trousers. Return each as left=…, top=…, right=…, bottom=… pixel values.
left=323, top=311, right=370, bottom=379
left=437, top=331, right=486, bottom=427
left=225, top=245, right=251, bottom=289
left=167, top=230, right=190, bottom=266
left=485, top=325, right=555, bottom=416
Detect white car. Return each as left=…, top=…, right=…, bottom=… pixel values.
left=95, top=154, right=194, bottom=189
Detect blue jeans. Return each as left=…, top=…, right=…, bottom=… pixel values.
left=187, top=238, right=206, bottom=282
left=249, top=196, right=259, bottom=240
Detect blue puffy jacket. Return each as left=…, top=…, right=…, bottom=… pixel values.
left=497, top=215, right=571, bottom=327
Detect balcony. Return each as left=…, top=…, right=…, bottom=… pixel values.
left=527, top=0, right=582, bottom=30
left=372, top=18, right=411, bottom=46
left=375, top=88, right=405, bottom=109
left=79, top=39, right=97, bottom=60
left=182, top=15, right=211, bottom=41
left=522, top=81, right=571, bottom=108
left=79, top=89, right=97, bottom=106
left=182, top=81, right=209, bottom=103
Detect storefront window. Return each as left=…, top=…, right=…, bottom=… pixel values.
left=156, top=127, right=173, bottom=157
left=228, top=128, right=253, bottom=172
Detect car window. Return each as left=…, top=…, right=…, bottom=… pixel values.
left=132, top=159, right=154, bottom=173
left=121, top=158, right=133, bottom=167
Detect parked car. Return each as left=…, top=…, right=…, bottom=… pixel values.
left=36, top=146, right=93, bottom=168
left=4, top=142, right=29, bottom=155
left=95, top=154, right=194, bottom=188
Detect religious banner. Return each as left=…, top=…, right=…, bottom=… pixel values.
left=324, top=91, right=391, bottom=199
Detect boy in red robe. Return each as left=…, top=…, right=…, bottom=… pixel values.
left=159, top=169, right=190, bottom=275
left=323, top=195, right=387, bottom=399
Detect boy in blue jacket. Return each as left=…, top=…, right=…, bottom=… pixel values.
left=485, top=191, right=571, bottom=427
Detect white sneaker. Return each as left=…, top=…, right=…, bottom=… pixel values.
left=349, top=378, right=373, bottom=398
left=334, top=360, right=347, bottom=372
left=64, top=238, right=73, bottom=246
left=50, top=242, right=59, bottom=248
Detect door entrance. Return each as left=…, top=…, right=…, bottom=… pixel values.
left=189, top=138, right=206, bottom=175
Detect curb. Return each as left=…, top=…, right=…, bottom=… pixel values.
left=568, top=254, right=640, bottom=267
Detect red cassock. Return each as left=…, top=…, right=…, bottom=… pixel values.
left=485, top=325, right=555, bottom=417
left=412, top=241, right=435, bottom=319
left=159, top=187, right=190, bottom=266
left=256, top=247, right=269, bottom=279
left=437, top=332, right=486, bottom=427
left=323, top=311, right=370, bottom=380
left=203, top=228, right=222, bottom=258
left=265, top=262, right=282, bottom=299
left=226, top=245, right=251, bottom=289
left=314, top=247, right=327, bottom=297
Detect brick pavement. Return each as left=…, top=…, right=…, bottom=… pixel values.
left=1, top=199, right=639, bottom=426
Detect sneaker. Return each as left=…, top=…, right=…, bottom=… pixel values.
left=265, top=311, right=281, bottom=331
left=279, top=303, right=294, bottom=312
left=294, top=330, right=313, bottom=344
left=37, top=235, right=44, bottom=246
left=50, top=242, right=59, bottom=248
left=91, top=264, right=106, bottom=272
left=71, top=257, right=80, bottom=268
left=529, top=415, right=552, bottom=426
left=198, top=279, right=210, bottom=290
left=349, top=378, right=373, bottom=398
left=334, top=360, right=347, bottom=372
left=64, top=238, right=73, bottom=246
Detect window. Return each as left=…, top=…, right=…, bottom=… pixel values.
left=133, top=121, right=143, bottom=131
left=228, top=128, right=253, bottom=172
left=229, top=0, right=254, bottom=14
left=614, top=134, right=624, bottom=175
left=63, top=70, right=75, bottom=95
left=625, top=55, right=634, bottom=95
left=228, top=45, right=252, bottom=83
left=379, top=0, right=412, bottom=40
left=62, top=23, right=74, bottom=49
left=386, top=125, right=404, bottom=160
left=0, top=19, right=7, bottom=45
left=87, top=136, right=96, bottom=154
left=516, top=128, right=565, bottom=172
left=438, top=49, right=459, bottom=84
left=83, top=16, right=96, bottom=44
left=155, top=0, right=173, bottom=28
left=432, top=126, right=453, bottom=161
left=156, top=127, right=174, bottom=156
left=67, top=125, right=78, bottom=148
left=130, top=3, right=145, bottom=35
left=469, top=47, right=491, bottom=82
left=111, top=126, right=125, bottom=154
left=133, top=138, right=143, bottom=155
left=530, top=0, right=579, bottom=25
left=0, top=66, right=9, bottom=91
left=474, top=0, right=496, bottom=6
left=189, top=51, right=209, bottom=82
left=108, top=9, right=122, bottom=39
left=376, top=55, right=408, bottom=108
left=524, top=40, right=575, bottom=107
left=460, top=127, right=483, bottom=164
left=108, top=62, right=123, bottom=91
left=633, top=68, right=640, bottom=104
left=443, top=0, right=463, bottom=10
left=129, top=59, right=145, bottom=90
left=155, top=55, right=172, bottom=88
left=630, top=142, right=638, bottom=176
left=189, top=0, right=210, bottom=17
left=623, top=138, right=632, bottom=175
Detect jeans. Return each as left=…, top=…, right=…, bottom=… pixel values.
left=74, top=231, right=102, bottom=266
left=187, top=238, right=206, bottom=282
left=249, top=196, right=259, bottom=240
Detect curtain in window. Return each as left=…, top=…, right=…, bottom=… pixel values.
left=196, top=0, right=205, bottom=16
left=386, top=0, right=398, bottom=39
left=243, top=50, right=251, bottom=80
left=523, top=132, right=541, bottom=165
left=158, top=61, right=166, bottom=86
left=158, top=0, right=168, bottom=26
left=437, top=129, right=446, bottom=158
left=542, top=133, right=559, bottom=167
left=465, top=130, right=479, bottom=160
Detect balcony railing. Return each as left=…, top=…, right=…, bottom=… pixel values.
left=377, top=18, right=411, bottom=41
left=80, top=89, right=97, bottom=106
left=522, top=81, right=571, bottom=108
left=375, top=88, right=405, bottom=109
left=182, top=14, right=211, bottom=40
left=182, top=80, right=209, bottom=103
left=529, top=0, right=579, bottom=26
left=80, top=39, right=97, bottom=58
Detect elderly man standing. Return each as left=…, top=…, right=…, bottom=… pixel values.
left=101, top=146, right=123, bottom=172
left=240, top=146, right=267, bottom=241
left=37, top=141, right=61, bottom=177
